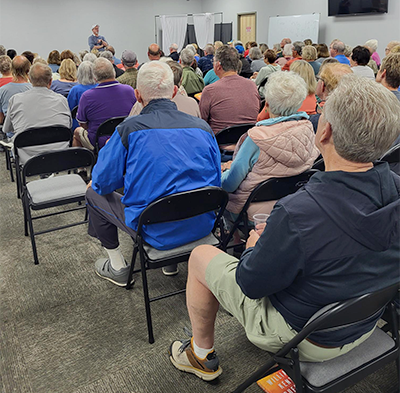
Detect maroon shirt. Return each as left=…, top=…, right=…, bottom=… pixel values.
left=199, top=74, right=260, bottom=134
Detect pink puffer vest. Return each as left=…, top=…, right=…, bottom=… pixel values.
left=227, top=120, right=320, bottom=218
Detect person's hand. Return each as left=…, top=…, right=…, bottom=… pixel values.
left=254, top=223, right=266, bottom=236
left=250, top=72, right=258, bottom=80
left=246, top=229, right=260, bottom=249
left=221, top=160, right=232, bottom=172
left=86, top=180, right=92, bottom=190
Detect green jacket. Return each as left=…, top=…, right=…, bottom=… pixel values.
left=181, top=66, right=204, bottom=95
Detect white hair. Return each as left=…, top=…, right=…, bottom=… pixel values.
left=324, top=74, right=400, bottom=162
left=137, top=61, right=174, bottom=104
left=364, top=39, right=378, bottom=52
left=249, top=47, right=262, bottom=60
left=264, top=71, right=307, bottom=116
left=170, top=43, right=178, bottom=51
left=283, top=44, right=294, bottom=57
left=180, top=48, right=194, bottom=67
left=77, top=61, right=95, bottom=85
left=185, top=44, right=196, bottom=55
left=83, top=53, right=97, bottom=63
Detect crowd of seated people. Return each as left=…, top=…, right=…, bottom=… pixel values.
left=0, top=35, right=399, bottom=386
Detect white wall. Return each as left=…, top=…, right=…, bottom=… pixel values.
left=200, top=0, right=400, bottom=60
left=0, top=0, right=203, bottom=63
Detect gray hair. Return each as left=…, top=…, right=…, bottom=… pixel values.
left=332, top=41, right=345, bottom=54
left=170, top=43, right=178, bottom=51
left=264, top=71, right=307, bottom=116
left=28, top=63, right=53, bottom=87
left=215, top=45, right=240, bottom=73
left=364, top=39, right=378, bottom=52
left=204, top=44, right=215, bottom=56
left=0, top=45, right=5, bottom=56
left=93, top=57, right=115, bottom=82
left=168, top=61, right=183, bottom=86
left=185, top=44, right=196, bottom=55
left=83, top=53, right=97, bottom=63
left=79, top=50, right=89, bottom=62
left=283, top=44, right=294, bottom=57
left=77, top=61, right=95, bottom=85
left=0, top=55, right=12, bottom=74
left=137, top=61, right=174, bottom=104
left=249, top=47, right=262, bottom=60
left=180, top=48, right=194, bottom=67
left=292, top=41, right=305, bottom=56
left=99, top=50, right=113, bottom=62
left=324, top=75, right=400, bottom=162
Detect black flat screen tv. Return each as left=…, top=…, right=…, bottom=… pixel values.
left=328, top=0, right=389, bottom=16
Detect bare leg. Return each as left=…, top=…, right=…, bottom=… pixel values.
left=186, top=244, right=225, bottom=349
left=72, top=128, right=83, bottom=147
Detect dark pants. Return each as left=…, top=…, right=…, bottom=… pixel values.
left=86, top=187, right=136, bottom=250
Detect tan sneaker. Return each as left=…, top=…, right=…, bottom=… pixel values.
left=169, top=337, right=222, bottom=381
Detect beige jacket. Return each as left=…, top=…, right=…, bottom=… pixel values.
left=227, top=119, right=320, bottom=218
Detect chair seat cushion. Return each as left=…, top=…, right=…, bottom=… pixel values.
left=144, top=233, right=219, bottom=261
left=27, top=174, right=87, bottom=205
left=300, top=328, right=396, bottom=387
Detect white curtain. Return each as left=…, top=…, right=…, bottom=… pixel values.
left=193, top=13, right=215, bottom=50
left=160, top=15, right=188, bottom=54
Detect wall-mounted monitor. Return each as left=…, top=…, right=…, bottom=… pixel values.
left=328, top=0, right=389, bottom=16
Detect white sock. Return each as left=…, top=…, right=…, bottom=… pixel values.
left=104, top=246, right=127, bottom=270
left=193, top=339, right=214, bottom=359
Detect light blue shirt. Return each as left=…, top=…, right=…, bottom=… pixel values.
left=0, top=82, right=32, bottom=115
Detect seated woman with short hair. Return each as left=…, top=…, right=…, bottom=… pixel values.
left=222, top=71, right=319, bottom=222
left=50, top=59, right=78, bottom=96
left=350, top=46, right=375, bottom=80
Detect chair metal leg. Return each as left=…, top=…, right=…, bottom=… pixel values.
left=22, top=192, right=29, bottom=236
left=139, top=245, right=154, bottom=343
left=15, top=164, right=22, bottom=199
left=5, top=148, right=14, bottom=182
left=126, top=244, right=138, bottom=290
left=25, top=200, right=39, bottom=265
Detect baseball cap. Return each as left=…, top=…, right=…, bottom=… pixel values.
left=121, top=50, right=137, bottom=66
left=235, top=45, right=245, bottom=54
left=92, top=24, right=99, bottom=29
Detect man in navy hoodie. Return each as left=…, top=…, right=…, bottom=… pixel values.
left=169, top=75, right=400, bottom=381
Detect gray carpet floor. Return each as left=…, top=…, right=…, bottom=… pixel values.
left=0, top=152, right=398, bottom=393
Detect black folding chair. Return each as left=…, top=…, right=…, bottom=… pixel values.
left=21, top=148, right=95, bottom=265
left=312, top=156, right=325, bottom=171
left=215, top=123, right=256, bottom=161
left=223, top=169, right=319, bottom=249
left=233, top=282, right=399, bottom=393
left=126, top=186, right=229, bottom=343
left=71, top=105, right=78, bottom=119
left=13, top=126, right=72, bottom=199
left=94, top=116, right=126, bottom=155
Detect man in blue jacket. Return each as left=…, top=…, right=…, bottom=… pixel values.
left=169, top=75, right=400, bottom=381
left=86, top=61, right=221, bottom=286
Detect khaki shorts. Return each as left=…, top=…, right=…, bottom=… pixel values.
left=205, top=252, right=374, bottom=362
left=75, top=127, right=94, bottom=150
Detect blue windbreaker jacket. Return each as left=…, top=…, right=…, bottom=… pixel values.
left=91, top=99, right=221, bottom=249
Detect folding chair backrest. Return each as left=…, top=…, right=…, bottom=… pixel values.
left=215, top=123, right=256, bottom=146
left=242, top=170, right=318, bottom=212
left=380, top=143, right=400, bottom=164
left=96, top=116, right=126, bottom=139
left=14, top=126, right=72, bottom=150
left=95, top=116, right=127, bottom=153
left=22, top=148, right=95, bottom=180
left=137, top=187, right=228, bottom=233
left=71, top=106, right=78, bottom=119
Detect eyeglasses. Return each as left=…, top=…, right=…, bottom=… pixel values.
left=316, top=75, right=325, bottom=83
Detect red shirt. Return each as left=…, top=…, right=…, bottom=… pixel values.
left=0, top=77, right=13, bottom=87
left=282, top=57, right=302, bottom=71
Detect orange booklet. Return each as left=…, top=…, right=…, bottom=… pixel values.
left=257, top=369, right=296, bottom=393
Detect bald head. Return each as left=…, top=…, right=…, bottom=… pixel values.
left=28, top=63, right=52, bottom=87
left=12, top=55, right=31, bottom=81
left=148, top=44, right=161, bottom=60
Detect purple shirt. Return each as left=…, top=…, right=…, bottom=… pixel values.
left=77, top=81, right=136, bottom=148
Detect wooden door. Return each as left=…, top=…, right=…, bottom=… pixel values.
left=238, top=13, right=256, bottom=43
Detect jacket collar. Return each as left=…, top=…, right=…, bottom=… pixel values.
left=141, top=98, right=177, bottom=114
